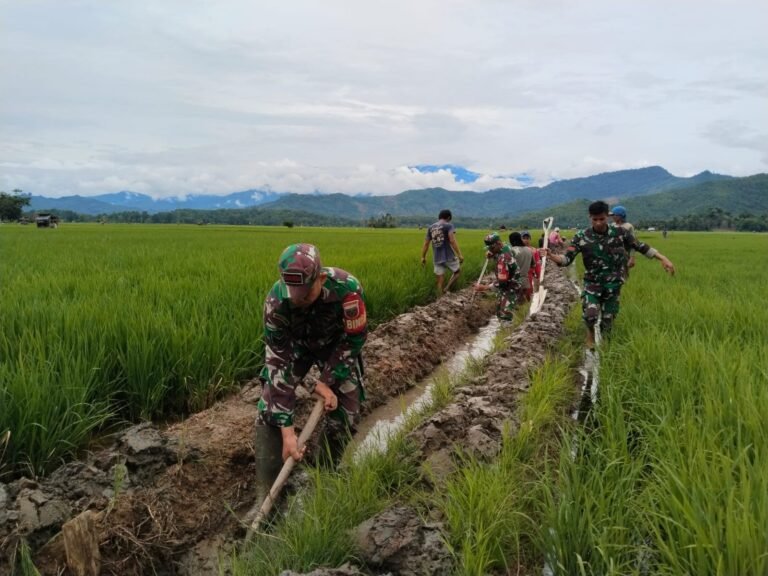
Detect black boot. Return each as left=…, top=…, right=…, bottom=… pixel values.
left=251, top=420, right=283, bottom=520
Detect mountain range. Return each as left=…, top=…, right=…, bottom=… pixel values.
left=28, top=189, right=285, bottom=215
left=27, top=166, right=733, bottom=218
left=509, top=173, right=768, bottom=228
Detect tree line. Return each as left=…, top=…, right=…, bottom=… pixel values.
left=6, top=189, right=767, bottom=232
left=638, top=208, right=768, bottom=232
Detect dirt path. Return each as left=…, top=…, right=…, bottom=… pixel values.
left=0, top=289, right=500, bottom=575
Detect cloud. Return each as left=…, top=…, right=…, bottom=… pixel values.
left=1, top=0, right=766, bottom=198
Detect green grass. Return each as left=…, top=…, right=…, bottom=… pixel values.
left=537, top=231, right=768, bottom=575
left=439, top=312, right=581, bottom=575
left=0, top=224, right=489, bottom=477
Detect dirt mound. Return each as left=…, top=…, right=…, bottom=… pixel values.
left=0, top=290, right=495, bottom=575
left=408, top=264, right=577, bottom=478
left=352, top=505, right=452, bottom=576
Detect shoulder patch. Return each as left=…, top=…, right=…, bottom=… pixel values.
left=496, top=259, right=509, bottom=281
left=342, top=293, right=367, bottom=334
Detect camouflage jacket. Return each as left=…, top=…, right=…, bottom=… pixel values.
left=559, top=224, right=656, bottom=284
left=491, top=245, right=522, bottom=291
left=261, top=267, right=367, bottom=426
left=619, top=222, right=636, bottom=258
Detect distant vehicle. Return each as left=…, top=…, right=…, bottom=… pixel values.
left=647, top=227, right=656, bottom=231
left=35, top=213, right=60, bottom=228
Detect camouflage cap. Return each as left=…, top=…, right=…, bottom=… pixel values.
left=278, top=243, right=322, bottom=300
left=484, top=232, right=501, bottom=246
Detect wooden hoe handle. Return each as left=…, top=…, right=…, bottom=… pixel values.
left=247, top=396, right=326, bottom=534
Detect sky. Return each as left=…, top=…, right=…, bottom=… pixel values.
left=1, top=0, right=766, bottom=199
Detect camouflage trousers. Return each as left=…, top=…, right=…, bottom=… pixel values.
left=581, top=281, right=622, bottom=335
left=260, top=354, right=365, bottom=429
left=496, top=287, right=517, bottom=321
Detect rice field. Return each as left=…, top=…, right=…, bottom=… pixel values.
left=4, top=225, right=767, bottom=575
left=0, top=223, right=487, bottom=478
left=233, top=230, right=768, bottom=575
left=540, top=231, right=768, bottom=575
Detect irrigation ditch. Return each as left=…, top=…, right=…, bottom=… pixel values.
left=0, top=263, right=579, bottom=575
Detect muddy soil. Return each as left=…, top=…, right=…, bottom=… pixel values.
left=0, top=289, right=498, bottom=575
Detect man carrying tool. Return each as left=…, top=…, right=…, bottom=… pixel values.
left=420, top=209, right=464, bottom=295
left=255, top=243, right=367, bottom=499
left=609, top=204, right=635, bottom=280
left=543, top=201, right=675, bottom=348
left=473, top=232, right=522, bottom=321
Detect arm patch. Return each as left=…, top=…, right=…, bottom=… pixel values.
left=496, top=259, right=509, bottom=281
left=342, top=293, right=367, bottom=334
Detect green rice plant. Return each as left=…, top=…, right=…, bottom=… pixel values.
left=536, top=232, right=768, bottom=575
left=16, top=540, right=41, bottom=576
left=440, top=327, right=581, bottom=575
left=442, top=453, right=527, bottom=575
left=0, top=224, right=489, bottom=477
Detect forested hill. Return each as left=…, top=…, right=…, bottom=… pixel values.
left=508, top=173, right=768, bottom=229
left=258, top=166, right=730, bottom=219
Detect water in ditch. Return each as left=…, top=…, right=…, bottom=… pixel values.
left=352, top=317, right=501, bottom=457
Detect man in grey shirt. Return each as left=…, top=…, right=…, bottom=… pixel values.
left=421, top=209, right=464, bottom=295
left=509, top=231, right=534, bottom=301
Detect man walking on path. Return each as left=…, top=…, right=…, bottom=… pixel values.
left=255, top=243, right=368, bottom=498
left=421, top=209, right=464, bottom=295
left=543, top=201, right=675, bottom=348
left=609, top=205, right=635, bottom=280
left=473, top=232, right=522, bottom=321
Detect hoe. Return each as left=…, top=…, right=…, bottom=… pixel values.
left=529, top=216, right=554, bottom=316
left=245, top=395, right=325, bottom=538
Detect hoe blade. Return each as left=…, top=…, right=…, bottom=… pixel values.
left=529, top=288, right=547, bottom=316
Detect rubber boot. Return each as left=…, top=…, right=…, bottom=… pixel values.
left=252, top=421, right=283, bottom=519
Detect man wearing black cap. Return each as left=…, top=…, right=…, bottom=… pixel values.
left=255, top=243, right=367, bottom=496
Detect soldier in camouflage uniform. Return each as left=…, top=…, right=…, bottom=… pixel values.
left=254, top=243, right=367, bottom=499
left=473, top=232, right=522, bottom=321
left=544, top=201, right=675, bottom=348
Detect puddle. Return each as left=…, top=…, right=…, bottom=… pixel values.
left=353, top=318, right=501, bottom=457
